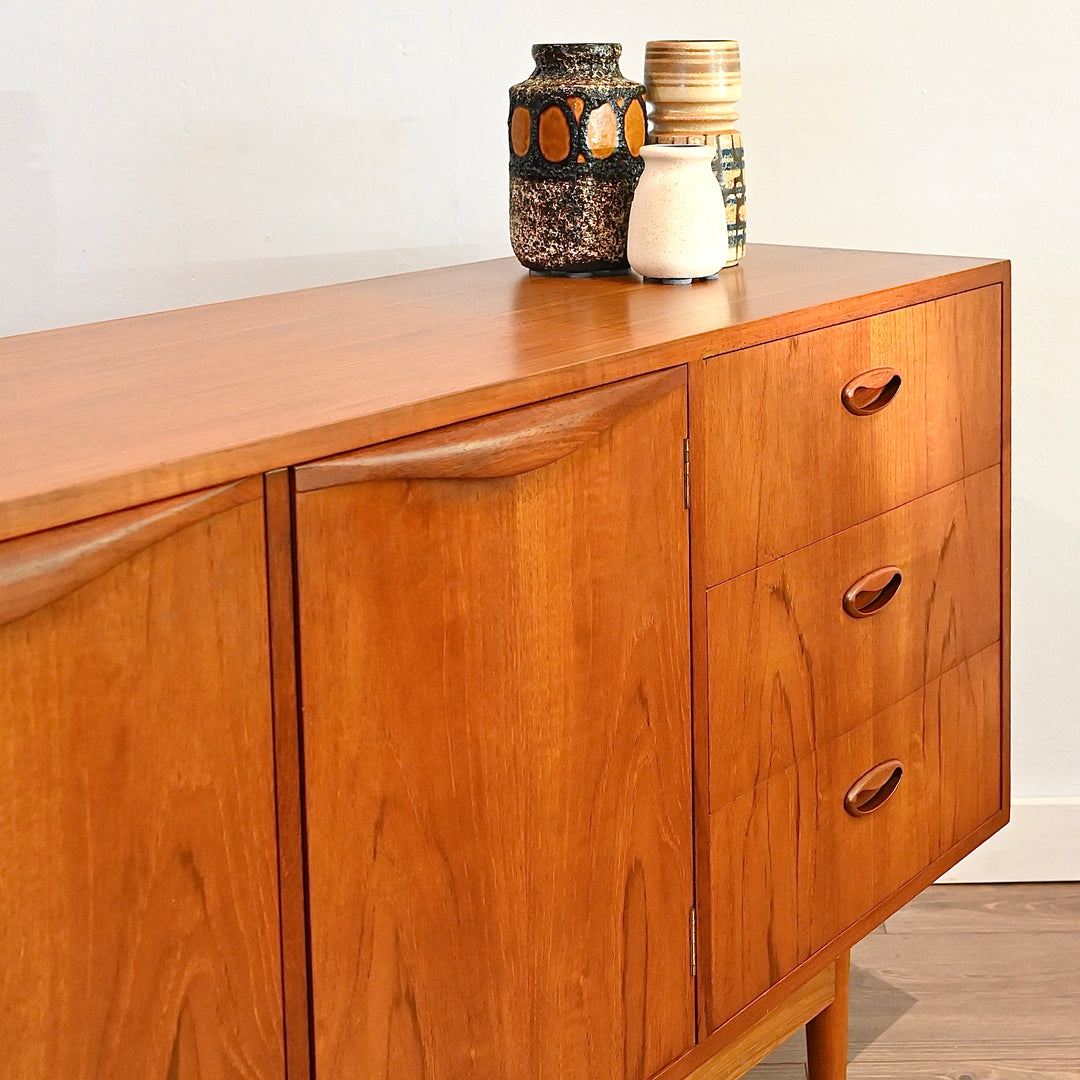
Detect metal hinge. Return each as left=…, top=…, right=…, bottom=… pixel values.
left=683, top=438, right=691, bottom=509
left=690, top=906, right=697, bottom=977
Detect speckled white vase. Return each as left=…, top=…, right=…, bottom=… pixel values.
left=626, top=144, right=728, bottom=283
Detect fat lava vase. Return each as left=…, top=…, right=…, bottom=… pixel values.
left=509, top=43, right=647, bottom=276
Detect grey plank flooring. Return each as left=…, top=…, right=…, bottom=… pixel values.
left=884, top=883, right=1080, bottom=935
left=745, top=883, right=1080, bottom=1080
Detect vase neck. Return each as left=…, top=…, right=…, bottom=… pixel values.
left=639, top=144, right=717, bottom=171
left=530, top=43, right=622, bottom=79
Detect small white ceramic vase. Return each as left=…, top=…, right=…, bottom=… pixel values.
left=626, top=144, right=728, bottom=283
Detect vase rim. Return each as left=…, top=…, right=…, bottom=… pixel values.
left=645, top=39, right=740, bottom=48
left=530, top=42, right=623, bottom=69
left=532, top=42, right=622, bottom=52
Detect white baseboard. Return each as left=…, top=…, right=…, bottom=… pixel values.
left=938, top=797, right=1080, bottom=883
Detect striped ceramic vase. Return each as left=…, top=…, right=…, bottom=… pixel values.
left=644, top=40, right=746, bottom=266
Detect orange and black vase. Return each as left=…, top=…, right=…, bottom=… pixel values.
left=509, top=43, right=647, bottom=276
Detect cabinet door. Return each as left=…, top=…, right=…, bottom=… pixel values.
left=295, top=370, right=695, bottom=1080
left=0, top=480, right=285, bottom=1080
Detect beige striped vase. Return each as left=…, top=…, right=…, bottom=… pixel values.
left=644, top=40, right=746, bottom=265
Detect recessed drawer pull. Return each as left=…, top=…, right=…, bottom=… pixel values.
left=842, top=565, right=902, bottom=618
left=841, top=368, right=902, bottom=416
left=844, top=759, right=904, bottom=816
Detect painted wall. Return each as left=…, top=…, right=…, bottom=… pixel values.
left=2, top=3, right=1077, bottom=866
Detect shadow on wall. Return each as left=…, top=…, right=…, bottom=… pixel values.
left=0, top=240, right=501, bottom=338
left=144, top=244, right=502, bottom=303
left=0, top=93, right=56, bottom=329
left=1011, top=494, right=1080, bottom=793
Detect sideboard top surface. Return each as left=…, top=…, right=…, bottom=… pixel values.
left=0, top=244, right=1007, bottom=541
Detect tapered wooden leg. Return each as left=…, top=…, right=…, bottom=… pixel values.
left=806, top=950, right=850, bottom=1080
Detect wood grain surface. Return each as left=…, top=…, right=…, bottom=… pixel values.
left=884, top=883, right=1080, bottom=935
left=0, top=490, right=284, bottom=1080
left=0, top=476, right=262, bottom=627
left=932, top=652, right=1004, bottom=854
left=839, top=1067, right=1080, bottom=1080
left=805, top=953, right=850, bottom=1080
left=694, top=286, right=1001, bottom=586
left=295, top=373, right=695, bottom=1080
left=0, top=247, right=1005, bottom=543
left=295, top=368, right=685, bottom=488
left=707, top=468, right=1000, bottom=807
left=706, top=645, right=1002, bottom=1033
left=263, top=469, right=312, bottom=1080
left=680, top=965, right=835, bottom=1080
left=849, top=894, right=1080, bottom=1067
left=998, top=263, right=1012, bottom=826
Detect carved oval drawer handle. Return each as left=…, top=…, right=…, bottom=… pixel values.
left=844, top=759, right=904, bottom=817
left=841, top=368, right=902, bottom=416
left=843, top=565, right=902, bottom=618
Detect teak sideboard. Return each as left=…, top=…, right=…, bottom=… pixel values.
left=0, top=245, right=1010, bottom=1080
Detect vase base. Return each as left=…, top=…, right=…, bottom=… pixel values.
left=529, top=267, right=632, bottom=279
left=642, top=272, right=720, bottom=285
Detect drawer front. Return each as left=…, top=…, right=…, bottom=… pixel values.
left=706, top=645, right=1002, bottom=1032
left=696, top=286, right=1002, bottom=586
left=707, top=467, right=1000, bottom=809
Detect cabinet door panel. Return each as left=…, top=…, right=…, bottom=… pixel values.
left=296, top=370, right=695, bottom=1080
left=0, top=480, right=284, bottom=1080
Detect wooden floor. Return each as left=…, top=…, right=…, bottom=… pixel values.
left=745, top=883, right=1080, bottom=1080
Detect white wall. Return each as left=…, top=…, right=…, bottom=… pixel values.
left=3, top=2, right=1078, bottom=872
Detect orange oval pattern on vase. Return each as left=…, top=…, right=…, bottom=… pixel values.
left=586, top=102, right=618, bottom=159
left=539, top=106, right=571, bottom=162
left=510, top=106, right=531, bottom=156
left=624, top=98, right=646, bottom=156
left=567, top=96, right=585, bottom=121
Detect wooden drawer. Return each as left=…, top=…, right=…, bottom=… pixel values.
left=706, top=644, right=1002, bottom=1032
left=707, top=466, right=1000, bottom=809
left=694, top=286, right=1002, bottom=586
